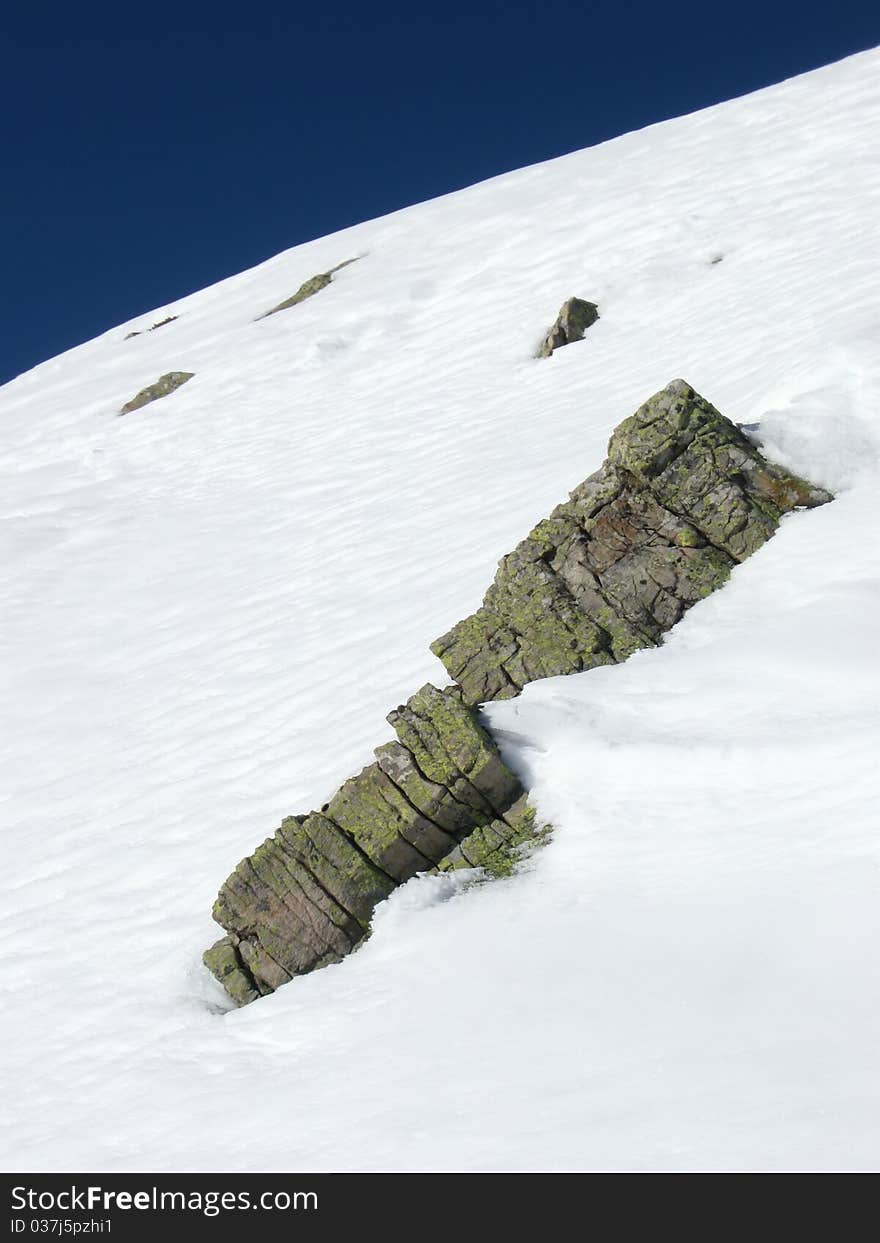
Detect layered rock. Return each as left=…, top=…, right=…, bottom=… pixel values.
left=205, top=378, right=832, bottom=1006
left=536, top=297, right=599, bottom=357
left=205, top=684, right=530, bottom=1004
left=431, top=379, right=832, bottom=704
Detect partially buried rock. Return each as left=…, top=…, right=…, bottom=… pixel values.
left=203, top=377, right=833, bottom=1007
left=431, top=379, right=833, bottom=704
left=204, top=684, right=528, bottom=1002
left=119, top=371, right=194, bottom=415
left=123, top=316, right=178, bottom=342
left=536, top=296, right=599, bottom=358
left=257, top=257, right=360, bottom=320
left=434, top=794, right=552, bottom=879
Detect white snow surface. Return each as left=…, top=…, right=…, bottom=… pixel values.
left=2, top=48, right=880, bottom=1172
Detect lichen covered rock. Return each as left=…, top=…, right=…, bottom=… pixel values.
left=205, top=684, right=528, bottom=1002
left=431, top=380, right=832, bottom=704
left=204, top=378, right=832, bottom=1006
left=536, top=297, right=599, bottom=358
left=435, top=795, right=552, bottom=879
left=119, top=371, right=194, bottom=415
left=258, top=257, right=359, bottom=320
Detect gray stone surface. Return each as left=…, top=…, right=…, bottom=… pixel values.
left=257, top=257, right=360, bottom=320
left=431, top=380, right=832, bottom=704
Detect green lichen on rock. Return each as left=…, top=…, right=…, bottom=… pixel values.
left=536, top=296, right=600, bottom=358
left=204, top=378, right=832, bottom=1007
left=435, top=795, right=552, bottom=879
left=123, top=315, right=179, bottom=341
left=324, top=761, right=457, bottom=879
left=205, top=681, right=526, bottom=1003
left=607, top=380, right=831, bottom=561
left=432, top=379, right=832, bottom=704
left=119, top=371, right=194, bottom=415
left=387, top=684, right=522, bottom=818
left=203, top=936, right=259, bottom=1006
left=257, top=257, right=360, bottom=320
left=205, top=808, right=396, bottom=998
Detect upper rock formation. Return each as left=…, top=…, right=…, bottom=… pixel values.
left=431, top=380, right=831, bottom=704
left=205, top=379, right=832, bottom=1006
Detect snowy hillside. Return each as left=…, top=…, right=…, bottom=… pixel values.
left=2, top=47, right=879, bottom=1172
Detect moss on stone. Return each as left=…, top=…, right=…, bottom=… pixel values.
left=324, top=761, right=455, bottom=879
left=436, top=796, right=552, bottom=879
left=257, top=257, right=360, bottom=320
left=205, top=378, right=832, bottom=1007
left=119, top=371, right=194, bottom=415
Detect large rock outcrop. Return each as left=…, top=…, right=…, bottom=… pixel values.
left=205, top=379, right=832, bottom=1005
left=431, top=380, right=831, bottom=704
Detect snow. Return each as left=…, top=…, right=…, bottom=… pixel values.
left=2, top=47, right=879, bottom=1172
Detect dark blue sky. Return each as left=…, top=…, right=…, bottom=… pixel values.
left=3, top=1, right=877, bottom=385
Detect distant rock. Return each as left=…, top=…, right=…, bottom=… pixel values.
left=257, top=257, right=360, bottom=320
left=204, top=378, right=832, bottom=1006
left=536, top=297, right=599, bottom=358
left=119, top=371, right=194, bottom=415
left=434, top=795, right=551, bottom=879
left=123, top=315, right=179, bottom=342
left=150, top=315, right=179, bottom=331
left=431, top=379, right=832, bottom=704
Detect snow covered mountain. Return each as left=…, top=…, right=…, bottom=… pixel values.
left=2, top=46, right=879, bottom=1172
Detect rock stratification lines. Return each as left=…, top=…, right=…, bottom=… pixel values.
left=431, top=380, right=831, bottom=704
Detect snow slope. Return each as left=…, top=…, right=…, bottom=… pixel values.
left=2, top=48, right=879, bottom=1172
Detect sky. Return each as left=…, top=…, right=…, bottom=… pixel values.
left=2, top=0, right=878, bottom=386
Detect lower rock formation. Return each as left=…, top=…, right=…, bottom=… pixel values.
left=205, top=684, right=535, bottom=1005
left=205, top=379, right=832, bottom=1005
